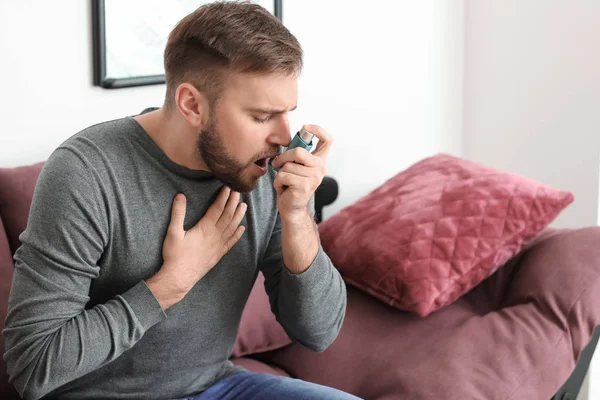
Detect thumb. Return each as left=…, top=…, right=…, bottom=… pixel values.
left=169, top=194, right=187, bottom=232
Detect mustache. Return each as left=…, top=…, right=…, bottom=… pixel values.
left=254, top=145, right=282, bottom=161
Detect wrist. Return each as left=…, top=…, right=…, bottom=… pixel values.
left=279, top=209, right=320, bottom=275
left=280, top=207, right=314, bottom=225
left=145, top=271, right=187, bottom=310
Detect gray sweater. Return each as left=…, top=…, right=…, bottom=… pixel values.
left=3, top=115, right=347, bottom=400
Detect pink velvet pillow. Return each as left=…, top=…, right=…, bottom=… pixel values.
left=232, top=272, right=292, bottom=358
left=319, top=154, right=574, bottom=317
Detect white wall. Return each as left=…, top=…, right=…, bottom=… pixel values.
left=0, top=0, right=464, bottom=218
left=463, top=0, right=600, bottom=229
left=285, top=0, right=464, bottom=216
left=463, top=2, right=600, bottom=398
left=0, top=1, right=166, bottom=168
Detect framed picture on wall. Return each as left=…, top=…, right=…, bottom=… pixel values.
left=92, top=0, right=283, bottom=89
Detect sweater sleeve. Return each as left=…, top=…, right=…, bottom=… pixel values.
left=2, top=148, right=166, bottom=400
left=258, top=198, right=347, bottom=352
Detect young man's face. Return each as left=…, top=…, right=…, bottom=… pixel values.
left=197, top=72, right=298, bottom=192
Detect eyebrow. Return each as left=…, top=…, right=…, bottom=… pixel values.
left=245, top=105, right=298, bottom=115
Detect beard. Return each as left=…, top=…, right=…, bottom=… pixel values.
left=197, top=115, right=279, bottom=193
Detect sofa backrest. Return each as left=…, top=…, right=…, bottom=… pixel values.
left=0, top=163, right=44, bottom=397
left=0, top=215, right=20, bottom=399
left=0, top=162, right=45, bottom=255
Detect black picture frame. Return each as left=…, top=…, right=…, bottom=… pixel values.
left=92, top=0, right=283, bottom=89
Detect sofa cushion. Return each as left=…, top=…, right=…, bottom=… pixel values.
left=0, top=162, right=44, bottom=254
left=264, top=227, right=600, bottom=399
left=0, top=216, right=20, bottom=399
left=502, top=227, right=600, bottom=366
left=318, top=154, right=573, bottom=317
left=232, top=272, right=292, bottom=358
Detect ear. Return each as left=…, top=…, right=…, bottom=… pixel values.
left=174, top=83, right=210, bottom=128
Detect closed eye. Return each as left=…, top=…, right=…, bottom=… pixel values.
left=253, top=116, right=271, bottom=123
left=248, top=105, right=297, bottom=124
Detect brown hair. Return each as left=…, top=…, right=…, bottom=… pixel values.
left=163, top=1, right=303, bottom=109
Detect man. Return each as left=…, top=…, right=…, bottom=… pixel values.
left=3, top=2, right=356, bottom=399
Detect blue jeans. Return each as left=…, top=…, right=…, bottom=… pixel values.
left=188, top=371, right=362, bottom=400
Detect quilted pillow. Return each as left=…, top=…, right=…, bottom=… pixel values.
left=318, top=154, right=574, bottom=317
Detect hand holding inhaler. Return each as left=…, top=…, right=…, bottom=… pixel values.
left=269, top=128, right=314, bottom=172
left=270, top=125, right=332, bottom=219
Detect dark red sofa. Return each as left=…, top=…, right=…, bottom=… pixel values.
left=1, top=162, right=599, bottom=400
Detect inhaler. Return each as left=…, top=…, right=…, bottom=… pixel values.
left=270, top=129, right=314, bottom=172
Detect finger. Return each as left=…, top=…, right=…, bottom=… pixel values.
left=217, top=191, right=241, bottom=228
left=279, top=160, right=314, bottom=177
left=223, top=225, right=246, bottom=254
left=302, top=124, right=332, bottom=159
left=273, top=171, right=307, bottom=194
left=271, top=147, right=316, bottom=169
left=225, top=202, right=247, bottom=235
left=168, top=194, right=187, bottom=235
left=204, top=186, right=231, bottom=223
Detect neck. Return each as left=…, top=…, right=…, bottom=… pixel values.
left=134, top=107, right=209, bottom=171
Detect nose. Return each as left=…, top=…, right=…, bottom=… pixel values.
left=267, top=115, right=292, bottom=147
